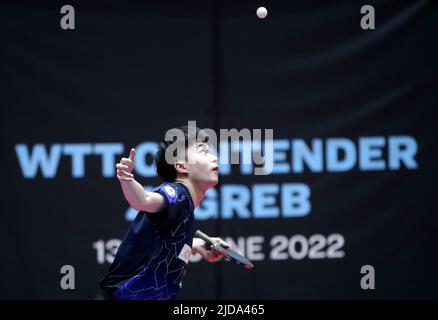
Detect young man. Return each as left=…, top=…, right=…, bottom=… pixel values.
left=99, top=125, right=228, bottom=300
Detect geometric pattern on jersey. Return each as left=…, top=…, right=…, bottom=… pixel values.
left=112, top=213, right=191, bottom=300
left=106, top=182, right=195, bottom=300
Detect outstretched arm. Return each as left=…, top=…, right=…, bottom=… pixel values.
left=116, top=148, right=166, bottom=213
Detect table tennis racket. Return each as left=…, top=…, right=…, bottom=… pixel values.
left=194, top=230, right=254, bottom=270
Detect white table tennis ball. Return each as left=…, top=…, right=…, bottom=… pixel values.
left=256, top=7, right=268, bottom=19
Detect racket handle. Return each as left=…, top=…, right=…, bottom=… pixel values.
left=194, top=230, right=217, bottom=246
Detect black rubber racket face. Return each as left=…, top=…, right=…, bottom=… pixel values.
left=222, top=247, right=254, bottom=269
left=211, top=243, right=254, bottom=270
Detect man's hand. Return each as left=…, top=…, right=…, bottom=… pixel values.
left=115, top=147, right=166, bottom=212
left=192, top=237, right=230, bottom=263
left=116, top=148, right=135, bottom=181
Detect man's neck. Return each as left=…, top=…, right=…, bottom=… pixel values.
left=175, top=178, right=206, bottom=208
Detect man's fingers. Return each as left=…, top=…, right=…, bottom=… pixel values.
left=120, top=158, right=133, bottom=168
left=116, top=163, right=129, bottom=171
left=117, top=176, right=133, bottom=181
left=208, top=252, right=224, bottom=262
left=118, top=169, right=133, bottom=177
left=117, top=169, right=133, bottom=178
left=129, top=148, right=136, bottom=161
left=213, top=238, right=230, bottom=248
left=214, top=255, right=224, bottom=262
left=117, top=175, right=133, bottom=181
left=120, top=157, right=132, bottom=164
left=195, top=246, right=208, bottom=257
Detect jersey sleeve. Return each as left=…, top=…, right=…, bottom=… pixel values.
left=143, top=183, right=185, bottom=227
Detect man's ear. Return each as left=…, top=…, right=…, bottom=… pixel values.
left=174, top=161, right=188, bottom=175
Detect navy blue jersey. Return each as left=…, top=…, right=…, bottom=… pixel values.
left=100, top=182, right=195, bottom=300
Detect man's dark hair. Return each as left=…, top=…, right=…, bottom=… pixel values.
left=154, top=125, right=209, bottom=182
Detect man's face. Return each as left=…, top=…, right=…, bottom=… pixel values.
left=183, top=141, right=219, bottom=188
